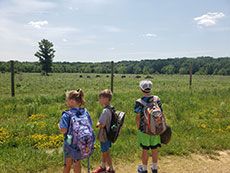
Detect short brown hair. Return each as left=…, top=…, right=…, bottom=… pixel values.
left=66, top=89, right=85, bottom=106
left=99, top=89, right=112, bottom=101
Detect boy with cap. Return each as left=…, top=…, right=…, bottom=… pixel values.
left=134, top=80, right=166, bottom=173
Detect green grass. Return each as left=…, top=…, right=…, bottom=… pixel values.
left=0, top=73, right=230, bottom=172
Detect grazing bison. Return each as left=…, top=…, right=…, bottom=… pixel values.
left=121, top=75, right=126, bottom=78
left=96, top=75, right=100, bottom=78
left=79, top=75, right=83, bottom=78
left=145, top=75, right=153, bottom=79
left=106, top=75, right=110, bottom=78
left=135, top=75, right=141, bottom=78
left=87, top=76, right=91, bottom=78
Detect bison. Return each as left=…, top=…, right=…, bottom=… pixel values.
left=145, top=75, right=153, bottom=79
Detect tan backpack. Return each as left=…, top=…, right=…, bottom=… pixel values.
left=137, top=96, right=166, bottom=135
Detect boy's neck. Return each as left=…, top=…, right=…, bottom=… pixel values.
left=143, top=93, right=151, bottom=97
left=104, top=102, right=111, bottom=107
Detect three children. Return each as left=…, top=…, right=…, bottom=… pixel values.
left=59, top=80, right=165, bottom=173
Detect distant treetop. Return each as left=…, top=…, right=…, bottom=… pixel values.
left=0, top=56, right=230, bottom=75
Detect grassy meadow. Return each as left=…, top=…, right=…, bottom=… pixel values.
left=0, top=73, right=230, bottom=172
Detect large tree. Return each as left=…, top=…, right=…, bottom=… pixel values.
left=35, top=39, right=55, bottom=75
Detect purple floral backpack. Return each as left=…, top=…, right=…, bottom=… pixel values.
left=64, top=108, right=95, bottom=161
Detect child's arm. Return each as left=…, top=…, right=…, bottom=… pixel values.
left=96, top=122, right=105, bottom=128
left=136, top=113, right=141, bottom=130
left=58, top=111, right=70, bottom=134
left=58, top=123, right=67, bottom=134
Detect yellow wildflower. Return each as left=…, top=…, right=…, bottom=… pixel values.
left=200, top=124, right=206, bottom=129
left=28, top=114, right=47, bottom=121
left=226, top=126, right=230, bottom=130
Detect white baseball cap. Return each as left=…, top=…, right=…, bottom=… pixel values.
left=139, top=80, right=152, bottom=93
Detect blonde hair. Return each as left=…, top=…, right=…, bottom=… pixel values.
left=99, top=89, right=112, bottom=101
left=66, top=89, right=85, bottom=106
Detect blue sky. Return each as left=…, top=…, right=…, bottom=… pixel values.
left=0, top=0, right=229, bottom=62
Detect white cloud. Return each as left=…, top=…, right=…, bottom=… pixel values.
left=194, top=12, right=225, bottom=27
left=141, top=33, right=157, bottom=39
left=143, top=33, right=157, bottom=38
left=62, top=38, right=68, bottom=42
left=28, top=21, right=48, bottom=29
left=104, top=26, right=121, bottom=32
left=108, top=47, right=115, bottom=50
left=68, top=6, right=79, bottom=10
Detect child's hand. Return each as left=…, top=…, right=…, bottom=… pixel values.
left=96, top=122, right=105, bottom=128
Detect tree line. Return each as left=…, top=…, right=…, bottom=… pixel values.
left=0, top=56, right=230, bottom=75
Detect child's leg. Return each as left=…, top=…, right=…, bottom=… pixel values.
left=73, top=160, right=81, bottom=173
left=101, top=141, right=113, bottom=168
left=151, top=148, right=158, bottom=170
left=102, top=152, right=106, bottom=163
left=63, top=158, right=73, bottom=173
left=151, top=148, right=158, bottom=163
left=103, top=150, right=112, bottom=166
left=142, top=149, right=149, bottom=165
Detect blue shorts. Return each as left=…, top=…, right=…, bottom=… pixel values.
left=100, top=141, right=112, bottom=152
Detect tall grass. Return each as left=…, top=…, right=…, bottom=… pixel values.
left=0, top=73, right=230, bottom=172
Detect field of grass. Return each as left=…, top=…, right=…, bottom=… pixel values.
left=0, top=73, right=230, bottom=172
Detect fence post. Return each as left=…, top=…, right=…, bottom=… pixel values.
left=111, top=61, right=114, bottom=93
left=11, top=60, right=15, bottom=97
left=189, top=62, right=193, bottom=89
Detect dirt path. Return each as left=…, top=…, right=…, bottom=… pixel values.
left=114, top=150, right=230, bottom=173
left=44, top=150, right=230, bottom=172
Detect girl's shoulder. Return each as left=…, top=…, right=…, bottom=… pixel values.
left=62, top=109, right=70, bottom=115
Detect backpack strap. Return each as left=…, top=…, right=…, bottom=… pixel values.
left=87, top=157, right=90, bottom=173
left=105, top=105, right=115, bottom=113
left=136, top=98, right=147, bottom=107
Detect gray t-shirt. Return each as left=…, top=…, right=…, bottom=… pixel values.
left=97, top=107, right=112, bottom=142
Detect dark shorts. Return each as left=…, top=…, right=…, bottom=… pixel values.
left=100, top=141, right=112, bottom=152
left=141, top=144, right=161, bottom=150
